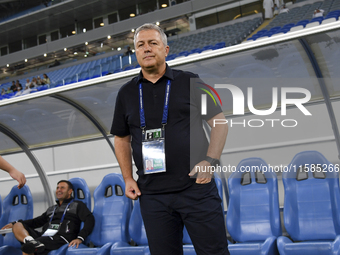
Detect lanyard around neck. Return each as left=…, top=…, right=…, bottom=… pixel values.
left=139, top=80, right=171, bottom=132
left=49, top=199, right=73, bottom=225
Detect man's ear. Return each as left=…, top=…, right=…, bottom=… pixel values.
left=165, top=45, right=170, bottom=57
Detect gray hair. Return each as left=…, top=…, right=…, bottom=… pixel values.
left=134, top=23, right=167, bottom=48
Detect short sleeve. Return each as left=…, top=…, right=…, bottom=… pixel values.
left=110, top=91, right=130, bottom=137
left=191, top=77, right=222, bottom=121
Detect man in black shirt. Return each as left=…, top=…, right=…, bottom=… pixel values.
left=1, top=180, right=94, bottom=255
left=111, top=23, right=229, bottom=254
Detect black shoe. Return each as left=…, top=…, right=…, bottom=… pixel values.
left=21, top=239, right=45, bottom=253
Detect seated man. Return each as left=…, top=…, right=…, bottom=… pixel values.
left=279, top=4, right=289, bottom=14
left=313, top=8, right=324, bottom=18
left=1, top=180, right=95, bottom=255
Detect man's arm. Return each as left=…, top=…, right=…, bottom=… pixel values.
left=189, top=112, right=228, bottom=183
left=114, top=135, right=141, bottom=200
left=0, top=156, right=26, bottom=189
left=69, top=202, right=95, bottom=248
left=1, top=212, right=48, bottom=230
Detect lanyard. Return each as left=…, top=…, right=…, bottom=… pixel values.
left=139, top=80, right=171, bottom=132
left=49, top=199, right=73, bottom=225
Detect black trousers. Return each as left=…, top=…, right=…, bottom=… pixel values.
left=22, top=222, right=67, bottom=255
left=140, top=179, right=230, bottom=255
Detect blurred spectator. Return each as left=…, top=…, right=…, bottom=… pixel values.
left=6, top=87, right=12, bottom=94
left=313, top=8, right=324, bottom=18
left=15, top=80, right=23, bottom=91
left=274, top=0, right=281, bottom=8
left=280, top=4, right=289, bottom=14
left=10, top=81, right=17, bottom=92
left=171, top=0, right=176, bottom=6
left=274, top=4, right=279, bottom=16
left=42, top=74, right=51, bottom=85
left=30, top=77, right=38, bottom=88
left=1, top=88, right=5, bottom=96
left=37, top=76, right=43, bottom=85
left=263, top=0, right=274, bottom=19
left=124, top=46, right=133, bottom=56
left=25, top=78, right=31, bottom=89
left=49, top=59, right=60, bottom=68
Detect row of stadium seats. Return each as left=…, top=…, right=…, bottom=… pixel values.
left=248, top=9, right=340, bottom=41
left=267, top=0, right=340, bottom=30
left=1, top=150, right=339, bottom=254
left=0, top=16, right=263, bottom=101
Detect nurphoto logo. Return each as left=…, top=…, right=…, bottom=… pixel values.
left=199, top=84, right=312, bottom=128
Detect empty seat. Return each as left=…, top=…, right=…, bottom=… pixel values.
left=227, top=158, right=281, bottom=255
left=0, top=185, right=33, bottom=254
left=110, top=199, right=150, bottom=255
left=277, top=151, right=340, bottom=255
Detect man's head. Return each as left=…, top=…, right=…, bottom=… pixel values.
left=56, top=180, right=73, bottom=203
left=134, top=23, right=169, bottom=72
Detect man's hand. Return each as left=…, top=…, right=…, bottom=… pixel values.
left=125, top=178, right=141, bottom=200
left=1, top=223, right=14, bottom=230
left=189, top=160, right=214, bottom=184
left=68, top=238, right=82, bottom=248
left=9, top=169, right=26, bottom=189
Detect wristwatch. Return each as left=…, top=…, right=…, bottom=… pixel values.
left=205, top=156, right=220, bottom=167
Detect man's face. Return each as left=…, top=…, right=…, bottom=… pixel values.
left=56, top=182, right=72, bottom=201
left=135, top=29, right=169, bottom=71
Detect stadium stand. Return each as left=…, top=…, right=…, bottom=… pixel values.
left=247, top=0, right=340, bottom=41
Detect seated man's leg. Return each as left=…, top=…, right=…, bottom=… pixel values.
left=179, top=180, right=229, bottom=255
left=12, top=222, right=45, bottom=254
left=34, top=235, right=68, bottom=255
left=140, top=194, right=184, bottom=255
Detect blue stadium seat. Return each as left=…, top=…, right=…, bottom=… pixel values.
left=310, top=17, right=324, bottom=24
left=177, top=51, right=190, bottom=57
left=110, top=199, right=150, bottom=255
left=90, top=66, right=101, bottom=79
left=123, top=66, right=134, bottom=71
left=166, top=54, right=177, bottom=61
left=0, top=195, right=2, bottom=219
left=78, top=71, right=90, bottom=82
left=121, top=55, right=130, bottom=68
left=69, top=177, right=91, bottom=210
left=201, top=45, right=214, bottom=51
left=48, top=244, right=69, bottom=255
left=113, top=68, right=123, bottom=74
left=101, top=63, right=110, bottom=76
left=66, top=173, right=132, bottom=255
left=0, top=185, right=33, bottom=254
left=295, top=19, right=310, bottom=27
left=277, top=151, right=340, bottom=255
left=189, top=48, right=203, bottom=54
left=227, top=158, right=281, bottom=255
left=213, top=42, right=226, bottom=50
left=37, top=85, right=49, bottom=91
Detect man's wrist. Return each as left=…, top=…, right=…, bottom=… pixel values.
left=205, top=156, right=220, bottom=167
left=77, top=236, right=84, bottom=242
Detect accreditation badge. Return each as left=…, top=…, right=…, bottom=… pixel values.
left=42, top=224, right=59, bottom=237
left=142, top=128, right=166, bottom=174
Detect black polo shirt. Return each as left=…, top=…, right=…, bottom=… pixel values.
left=111, top=64, right=222, bottom=194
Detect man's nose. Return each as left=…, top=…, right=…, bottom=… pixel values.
left=143, top=44, right=151, bottom=51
